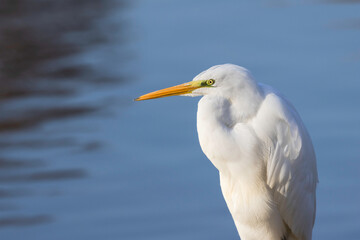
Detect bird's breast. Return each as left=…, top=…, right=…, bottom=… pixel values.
left=196, top=96, right=264, bottom=176
left=197, top=96, right=235, bottom=170
left=196, top=93, right=290, bottom=240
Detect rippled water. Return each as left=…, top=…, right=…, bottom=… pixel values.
left=1, top=0, right=359, bottom=239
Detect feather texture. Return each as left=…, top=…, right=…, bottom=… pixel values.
left=195, top=64, right=318, bottom=240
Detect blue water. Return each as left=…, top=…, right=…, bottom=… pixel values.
left=0, top=0, right=359, bottom=239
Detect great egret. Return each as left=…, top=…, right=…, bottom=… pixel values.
left=136, top=64, right=318, bottom=240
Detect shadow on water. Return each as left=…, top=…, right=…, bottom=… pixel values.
left=0, top=0, right=130, bottom=228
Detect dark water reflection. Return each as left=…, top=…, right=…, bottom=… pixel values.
left=0, top=215, right=53, bottom=227
left=0, top=0, right=129, bottom=230
left=0, top=169, right=86, bottom=183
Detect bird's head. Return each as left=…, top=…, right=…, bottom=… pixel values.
left=135, top=64, right=258, bottom=101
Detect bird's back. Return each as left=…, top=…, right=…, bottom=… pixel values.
left=253, top=84, right=318, bottom=239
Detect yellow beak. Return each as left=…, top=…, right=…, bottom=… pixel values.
left=135, top=80, right=202, bottom=101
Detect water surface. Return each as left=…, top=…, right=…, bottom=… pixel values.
left=1, top=0, right=359, bottom=239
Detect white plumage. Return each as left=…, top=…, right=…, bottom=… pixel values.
left=136, top=64, right=318, bottom=240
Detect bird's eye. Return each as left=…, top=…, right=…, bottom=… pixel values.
left=206, top=79, right=215, bottom=86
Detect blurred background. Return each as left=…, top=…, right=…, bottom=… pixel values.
left=0, top=0, right=359, bottom=239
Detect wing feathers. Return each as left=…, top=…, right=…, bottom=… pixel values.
left=253, top=92, right=318, bottom=240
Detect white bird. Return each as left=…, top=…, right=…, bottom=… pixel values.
left=136, top=64, right=318, bottom=240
